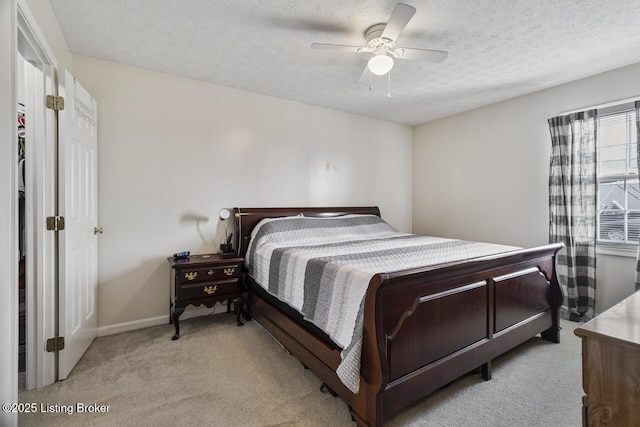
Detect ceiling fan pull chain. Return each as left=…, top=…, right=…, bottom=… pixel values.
left=387, top=71, right=392, bottom=98
left=369, top=70, right=373, bottom=91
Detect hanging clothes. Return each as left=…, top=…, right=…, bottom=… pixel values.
left=18, top=104, right=26, bottom=261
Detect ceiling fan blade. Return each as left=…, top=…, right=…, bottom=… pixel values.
left=311, top=43, right=363, bottom=53
left=381, top=3, right=416, bottom=41
left=395, top=47, right=449, bottom=63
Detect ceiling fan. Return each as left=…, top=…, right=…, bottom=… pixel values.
left=311, top=3, right=448, bottom=88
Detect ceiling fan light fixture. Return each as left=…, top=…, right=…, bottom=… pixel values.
left=368, top=52, right=394, bottom=76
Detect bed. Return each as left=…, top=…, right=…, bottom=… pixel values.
left=234, top=207, right=563, bottom=426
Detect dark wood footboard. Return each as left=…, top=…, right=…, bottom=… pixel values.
left=354, top=244, right=563, bottom=425
left=234, top=207, right=563, bottom=427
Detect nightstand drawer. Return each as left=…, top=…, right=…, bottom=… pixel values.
left=178, top=264, right=241, bottom=284
left=178, top=279, right=239, bottom=301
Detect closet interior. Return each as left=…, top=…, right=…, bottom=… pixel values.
left=17, top=54, right=26, bottom=379
left=18, top=104, right=25, bottom=373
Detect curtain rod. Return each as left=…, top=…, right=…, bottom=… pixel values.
left=559, top=95, right=640, bottom=116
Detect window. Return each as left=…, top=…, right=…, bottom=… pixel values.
left=597, top=106, right=639, bottom=245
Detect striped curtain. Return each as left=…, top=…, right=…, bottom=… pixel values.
left=548, top=110, right=597, bottom=321
left=636, top=101, right=640, bottom=292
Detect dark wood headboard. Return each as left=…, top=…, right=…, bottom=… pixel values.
left=233, top=206, right=381, bottom=259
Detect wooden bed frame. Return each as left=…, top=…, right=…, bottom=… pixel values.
left=234, top=207, right=563, bottom=426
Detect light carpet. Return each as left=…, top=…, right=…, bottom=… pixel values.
left=18, top=315, right=583, bottom=426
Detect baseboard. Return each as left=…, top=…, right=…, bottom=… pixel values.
left=97, top=303, right=228, bottom=337
left=97, top=315, right=168, bottom=337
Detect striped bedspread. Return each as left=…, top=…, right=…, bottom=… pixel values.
left=245, top=214, right=518, bottom=393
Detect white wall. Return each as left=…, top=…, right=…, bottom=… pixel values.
left=17, top=52, right=25, bottom=104
left=413, top=61, right=640, bottom=314
left=71, top=54, right=412, bottom=328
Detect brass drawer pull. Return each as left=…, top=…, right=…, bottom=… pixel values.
left=208, top=269, right=215, bottom=276
left=203, top=285, right=218, bottom=295
left=224, top=267, right=236, bottom=276
left=185, top=271, right=198, bottom=281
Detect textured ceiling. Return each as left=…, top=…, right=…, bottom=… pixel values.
left=50, top=0, right=640, bottom=126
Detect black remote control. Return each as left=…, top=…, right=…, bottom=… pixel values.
left=173, top=251, right=190, bottom=259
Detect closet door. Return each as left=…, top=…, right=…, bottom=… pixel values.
left=58, top=70, right=99, bottom=380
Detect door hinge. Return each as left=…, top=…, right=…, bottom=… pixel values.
left=45, top=95, right=65, bottom=111
left=46, top=337, right=65, bottom=352
left=46, top=216, right=65, bottom=231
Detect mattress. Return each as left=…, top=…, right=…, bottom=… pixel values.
left=245, top=214, right=519, bottom=393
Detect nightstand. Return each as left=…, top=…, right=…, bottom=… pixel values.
left=167, top=253, right=244, bottom=340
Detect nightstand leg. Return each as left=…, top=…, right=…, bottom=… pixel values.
left=171, top=306, right=186, bottom=340
left=234, top=296, right=244, bottom=326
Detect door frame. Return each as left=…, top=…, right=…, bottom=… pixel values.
left=0, top=0, right=19, bottom=424
left=18, top=0, right=58, bottom=389
left=5, top=0, right=57, bottom=400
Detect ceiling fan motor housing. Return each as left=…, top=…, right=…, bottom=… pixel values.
left=365, top=23, right=395, bottom=52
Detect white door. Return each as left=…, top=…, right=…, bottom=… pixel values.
left=58, top=70, right=98, bottom=379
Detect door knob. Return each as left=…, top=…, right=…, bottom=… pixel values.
left=93, top=227, right=103, bottom=235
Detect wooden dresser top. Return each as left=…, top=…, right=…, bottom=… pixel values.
left=167, top=253, right=243, bottom=268
left=575, top=291, right=640, bottom=347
